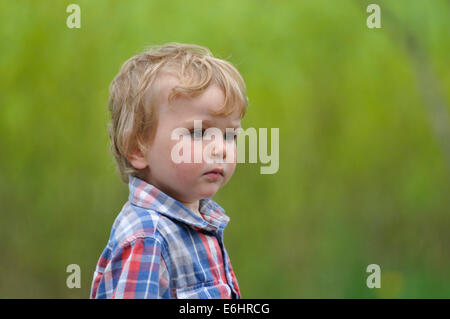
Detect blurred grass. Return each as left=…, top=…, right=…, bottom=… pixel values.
left=0, top=0, right=449, bottom=298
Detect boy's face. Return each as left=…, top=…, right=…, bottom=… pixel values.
left=130, top=74, right=242, bottom=209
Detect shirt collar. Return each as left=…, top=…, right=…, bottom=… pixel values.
left=128, top=175, right=230, bottom=233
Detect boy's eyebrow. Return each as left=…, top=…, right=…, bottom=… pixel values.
left=181, top=119, right=241, bottom=128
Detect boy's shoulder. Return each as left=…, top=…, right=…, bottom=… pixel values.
left=107, top=201, right=166, bottom=251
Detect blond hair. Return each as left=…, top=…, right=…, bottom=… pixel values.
left=107, top=42, right=249, bottom=183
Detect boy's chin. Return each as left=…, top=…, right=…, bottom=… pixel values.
left=196, top=184, right=221, bottom=199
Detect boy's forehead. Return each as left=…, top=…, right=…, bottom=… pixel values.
left=153, top=73, right=242, bottom=126
left=151, top=73, right=180, bottom=108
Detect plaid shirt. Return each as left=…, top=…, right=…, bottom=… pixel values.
left=90, top=176, right=241, bottom=299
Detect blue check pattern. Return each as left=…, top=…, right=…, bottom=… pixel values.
left=90, top=175, right=241, bottom=299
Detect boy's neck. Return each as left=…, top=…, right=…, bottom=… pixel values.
left=141, top=172, right=202, bottom=218
left=179, top=199, right=201, bottom=217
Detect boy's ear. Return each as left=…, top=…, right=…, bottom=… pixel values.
left=127, top=147, right=148, bottom=170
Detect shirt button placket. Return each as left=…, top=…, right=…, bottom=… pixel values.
left=217, top=228, right=238, bottom=298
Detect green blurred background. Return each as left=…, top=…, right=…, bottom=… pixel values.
left=1, top=0, right=449, bottom=298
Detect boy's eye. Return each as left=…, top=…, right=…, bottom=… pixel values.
left=190, top=129, right=205, bottom=139
left=189, top=129, right=237, bottom=141
left=224, top=132, right=237, bottom=141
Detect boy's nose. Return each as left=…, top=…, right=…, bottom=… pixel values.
left=211, top=139, right=227, bottom=160
left=210, top=138, right=237, bottom=164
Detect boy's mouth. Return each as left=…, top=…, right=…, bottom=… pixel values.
left=203, top=168, right=224, bottom=177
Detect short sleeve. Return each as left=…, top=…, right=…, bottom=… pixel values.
left=91, top=236, right=170, bottom=299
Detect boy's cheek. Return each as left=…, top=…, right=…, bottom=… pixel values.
left=226, top=162, right=236, bottom=178
left=172, top=162, right=204, bottom=181
left=229, top=144, right=237, bottom=163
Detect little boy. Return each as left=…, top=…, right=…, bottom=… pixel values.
left=90, top=43, right=248, bottom=299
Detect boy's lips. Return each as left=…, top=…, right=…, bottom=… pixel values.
left=203, top=168, right=223, bottom=181
left=203, top=168, right=224, bottom=176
